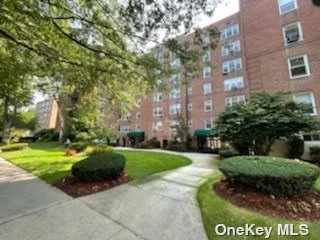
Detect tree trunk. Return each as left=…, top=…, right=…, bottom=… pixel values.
left=2, top=98, right=12, bottom=144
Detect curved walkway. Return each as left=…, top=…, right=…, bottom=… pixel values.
left=0, top=149, right=219, bottom=240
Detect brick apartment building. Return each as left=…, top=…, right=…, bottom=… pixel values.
left=35, top=99, right=59, bottom=132
left=115, top=0, right=320, bottom=148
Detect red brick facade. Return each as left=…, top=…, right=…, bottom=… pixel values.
left=117, top=0, right=320, bottom=147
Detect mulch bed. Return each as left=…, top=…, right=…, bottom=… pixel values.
left=214, top=179, right=320, bottom=221
left=55, top=173, right=131, bottom=198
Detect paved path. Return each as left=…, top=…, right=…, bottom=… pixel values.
left=0, top=149, right=218, bottom=240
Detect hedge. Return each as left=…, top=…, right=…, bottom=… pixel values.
left=68, top=142, right=89, bottom=153
left=72, top=153, right=126, bottom=182
left=0, top=143, right=28, bottom=152
left=219, top=156, right=320, bottom=196
left=85, top=144, right=114, bottom=156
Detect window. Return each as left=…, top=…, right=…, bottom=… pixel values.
left=170, top=121, right=179, bottom=131
left=203, top=50, right=211, bottom=62
left=303, top=133, right=320, bottom=141
left=203, top=83, right=212, bottom=95
left=153, top=121, right=163, bottom=131
left=188, top=103, right=193, bottom=110
left=170, top=58, right=181, bottom=68
left=202, top=35, right=210, bottom=45
left=153, top=93, right=163, bottom=103
left=204, top=100, right=213, bottom=112
left=293, top=92, right=317, bottom=115
left=221, top=24, right=239, bottom=40
left=223, top=58, right=242, bottom=74
left=155, top=50, right=164, bottom=63
left=153, top=107, right=163, bottom=116
left=169, top=88, right=181, bottom=99
left=203, top=66, right=212, bottom=78
left=205, top=118, right=213, bottom=129
left=120, top=125, right=130, bottom=133
left=288, top=55, right=310, bottom=79
left=188, top=120, right=193, bottom=128
left=121, top=113, right=131, bottom=121
left=221, top=40, right=241, bottom=57
left=137, top=99, right=142, bottom=108
left=187, top=87, right=192, bottom=95
left=169, top=103, right=181, bottom=115
left=224, top=77, right=244, bottom=91
left=135, top=124, right=140, bottom=130
left=225, top=95, right=245, bottom=106
left=283, top=22, right=303, bottom=44
left=278, top=0, right=298, bottom=15
left=136, top=111, right=141, bottom=119
left=169, top=74, right=180, bottom=84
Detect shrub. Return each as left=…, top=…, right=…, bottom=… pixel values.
left=132, top=143, right=151, bottom=149
left=35, top=129, right=59, bottom=141
left=288, top=136, right=304, bottom=159
left=219, top=145, right=239, bottom=158
left=219, top=156, right=320, bottom=196
left=86, top=144, right=114, bottom=156
left=310, top=146, right=320, bottom=162
left=72, top=153, right=126, bottom=181
left=0, top=143, right=28, bottom=152
left=68, top=142, right=89, bottom=153
left=146, top=138, right=161, bottom=148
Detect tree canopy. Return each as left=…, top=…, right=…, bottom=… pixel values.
left=216, top=92, right=320, bottom=155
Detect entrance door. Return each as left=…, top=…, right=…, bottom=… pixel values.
left=162, top=139, right=168, bottom=149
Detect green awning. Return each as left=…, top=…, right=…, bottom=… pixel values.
left=127, top=131, right=145, bottom=139
left=194, top=129, right=217, bottom=138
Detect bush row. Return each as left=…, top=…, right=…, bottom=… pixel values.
left=219, top=156, right=320, bottom=196
left=0, top=143, right=28, bottom=152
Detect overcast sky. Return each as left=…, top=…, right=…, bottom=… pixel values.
left=34, top=0, right=239, bottom=104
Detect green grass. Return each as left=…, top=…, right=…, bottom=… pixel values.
left=0, top=142, right=191, bottom=184
left=197, top=173, right=320, bottom=240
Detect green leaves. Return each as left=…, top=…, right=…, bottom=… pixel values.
left=216, top=92, right=320, bottom=155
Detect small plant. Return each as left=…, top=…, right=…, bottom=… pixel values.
left=288, top=136, right=305, bottom=159
left=68, top=142, right=89, bottom=153
left=86, top=144, right=114, bottom=156
left=0, top=143, right=28, bottom=152
left=310, top=146, right=320, bottom=162
left=219, top=145, right=239, bottom=158
left=219, top=156, right=320, bottom=196
left=146, top=138, right=161, bottom=148
left=72, top=153, right=126, bottom=182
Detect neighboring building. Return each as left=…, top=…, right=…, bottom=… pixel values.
left=115, top=0, right=320, bottom=148
left=35, top=99, right=59, bottom=132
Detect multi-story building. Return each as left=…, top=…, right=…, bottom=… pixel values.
left=117, top=0, right=320, bottom=148
left=35, top=99, right=59, bottom=132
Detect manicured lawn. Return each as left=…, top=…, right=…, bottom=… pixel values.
left=197, top=173, right=320, bottom=240
left=0, top=142, right=191, bottom=184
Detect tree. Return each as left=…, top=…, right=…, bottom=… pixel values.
left=216, top=92, right=320, bottom=155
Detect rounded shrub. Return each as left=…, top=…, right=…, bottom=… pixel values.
left=219, top=145, right=239, bottom=158
left=68, top=142, right=89, bottom=153
left=0, top=143, right=28, bottom=152
left=72, top=153, right=126, bottom=182
left=219, top=156, right=320, bottom=196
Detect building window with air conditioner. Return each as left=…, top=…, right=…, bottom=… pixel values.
left=203, top=66, right=212, bottom=78
left=283, top=21, right=303, bottom=44
left=169, top=88, right=181, bottom=99
left=221, top=40, right=241, bottom=57
left=288, top=55, right=310, bottom=79
left=153, top=107, right=163, bottom=117
left=225, top=95, right=245, bottom=106
left=278, top=0, right=298, bottom=15
left=153, top=121, right=163, bottom=131
left=153, top=93, right=163, bottom=103
left=221, top=24, right=239, bottom=40
left=222, top=58, right=242, bottom=74
left=293, top=92, right=317, bottom=115
left=204, top=100, right=213, bottom=112
left=169, top=103, right=181, bottom=115
left=224, top=77, right=244, bottom=91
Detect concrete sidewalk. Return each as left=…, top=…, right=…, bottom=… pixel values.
left=0, top=150, right=218, bottom=240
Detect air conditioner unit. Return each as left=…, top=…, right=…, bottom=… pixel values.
left=286, top=34, right=299, bottom=43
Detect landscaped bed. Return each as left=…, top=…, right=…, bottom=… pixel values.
left=197, top=174, right=320, bottom=240
left=0, top=142, right=191, bottom=197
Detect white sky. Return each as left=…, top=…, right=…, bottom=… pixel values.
left=33, top=0, right=239, bottom=105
